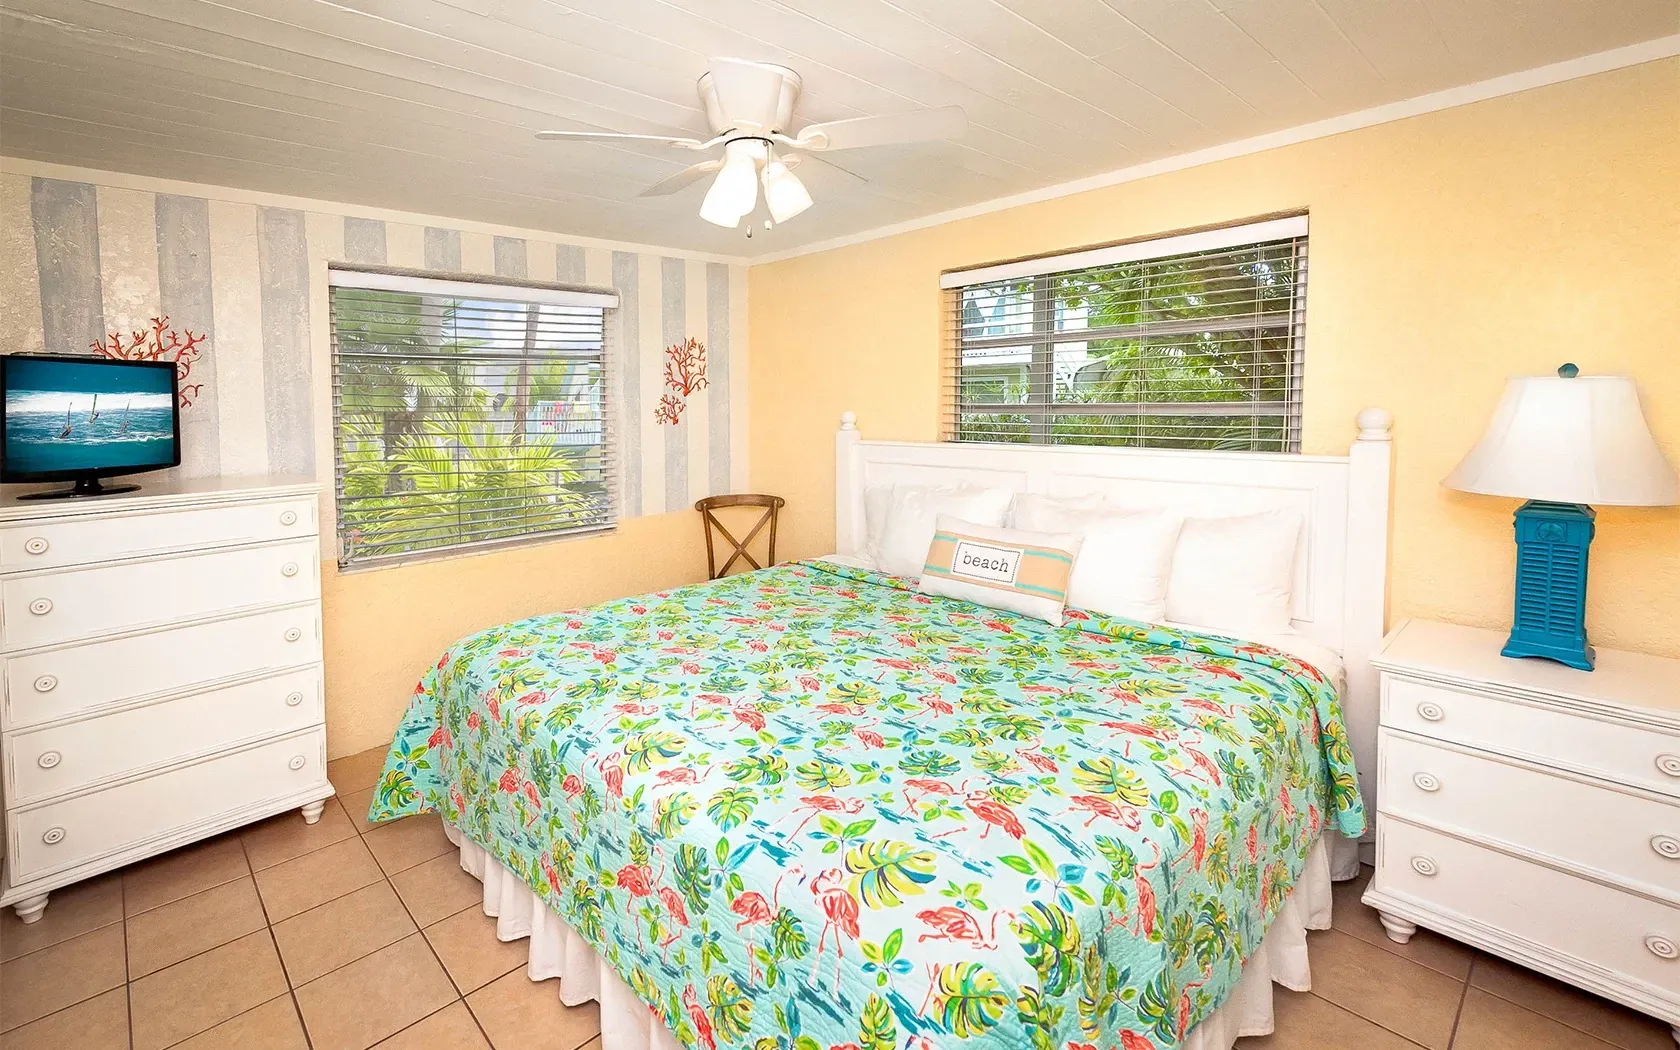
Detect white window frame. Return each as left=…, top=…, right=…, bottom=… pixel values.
left=942, top=215, right=1309, bottom=453
left=327, top=265, right=620, bottom=570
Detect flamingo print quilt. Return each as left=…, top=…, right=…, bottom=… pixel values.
left=370, top=560, right=1363, bottom=1050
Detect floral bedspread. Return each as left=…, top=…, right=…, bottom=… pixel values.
left=371, top=560, right=1362, bottom=1050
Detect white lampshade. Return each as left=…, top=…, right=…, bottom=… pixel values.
left=761, top=157, right=812, bottom=223
left=699, top=140, right=762, bottom=228
left=1445, top=371, right=1677, bottom=506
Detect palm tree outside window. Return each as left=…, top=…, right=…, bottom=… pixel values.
left=328, top=267, right=617, bottom=568
left=945, top=216, right=1308, bottom=453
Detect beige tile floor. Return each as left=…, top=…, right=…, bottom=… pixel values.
left=2, top=746, right=1672, bottom=1050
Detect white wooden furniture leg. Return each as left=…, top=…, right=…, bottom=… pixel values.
left=1669, top=1024, right=1677, bottom=1047
left=301, top=800, right=326, bottom=824
left=13, top=893, right=49, bottom=924
left=1377, top=911, right=1417, bottom=944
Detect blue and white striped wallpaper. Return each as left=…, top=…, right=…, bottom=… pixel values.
left=0, top=171, right=749, bottom=535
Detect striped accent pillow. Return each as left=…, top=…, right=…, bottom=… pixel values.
left=918, top=515, right=1083, bottom=624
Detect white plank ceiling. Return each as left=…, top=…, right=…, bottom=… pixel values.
left=1, top=0, right=1674, bottom=258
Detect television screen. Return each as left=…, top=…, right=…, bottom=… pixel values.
left=2, top=356, right=180, bottom=479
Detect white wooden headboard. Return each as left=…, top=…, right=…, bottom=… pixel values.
left=833, top=410, right=1394, bottom=831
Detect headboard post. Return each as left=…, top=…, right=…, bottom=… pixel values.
left=1342, top=407, right=1394, bottom=838
left=835, top=412, right=863, bottom=557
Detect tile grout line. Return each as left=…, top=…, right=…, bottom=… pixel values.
left=125, top=873, right=136, bottom=1050
left=115, top=867, right=372, bottom=993
left=378, top=840, right=499, bottom=1049
left=216, top=813, right=457, bottom=1016
left=1302, top=990, right=1437, bottom=1049
left=0, top=790, right=386, bottom=1046
left=1446, top=954, right=1475, bottom=1048
left=358, top=797, right=518, bottom=1050
left=240, top=828, right=316, bottom=1050
left=1468, top=970, right=1661, bottom=1050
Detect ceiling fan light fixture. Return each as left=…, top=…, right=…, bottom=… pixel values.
left=761, top=157, right=812, bottom=223
left=699, top=139, right=763, bottom=227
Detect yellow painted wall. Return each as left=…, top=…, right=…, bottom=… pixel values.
left=749, top=59, right=1680, bottom=659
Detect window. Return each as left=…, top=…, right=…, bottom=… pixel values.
left=942, top=216, right=1308, bottom=452
left=328, top=267, right=617, bottom=568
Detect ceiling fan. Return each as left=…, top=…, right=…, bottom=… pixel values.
left=536, top=58, right=967, bottom=230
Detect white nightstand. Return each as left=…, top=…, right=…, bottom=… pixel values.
left=1364, top=618, right=1680, bottom=1042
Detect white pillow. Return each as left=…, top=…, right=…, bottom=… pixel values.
left=1013, top=497, right=1183, bottom=623
left=861, top=484, right=893, bottom=566
left=876, top=484, right=1014, bottom=578
left=1007, top=492, right=1107, bottom=527
left=918, top=516, right=1083, bottom=625
left=1165, top=509, right=1302, bottom=638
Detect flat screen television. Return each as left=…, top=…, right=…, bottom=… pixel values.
left=1, top=354, right=181, bottom=499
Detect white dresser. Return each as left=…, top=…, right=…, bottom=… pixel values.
left=0, top=476, right=334, bottom=924
left=1365, top=618, right=1680, bottom=1040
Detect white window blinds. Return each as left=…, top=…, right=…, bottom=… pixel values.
left=942, top=216, right=1308, bottom=453
left=328, top=267, right=618, bottom=568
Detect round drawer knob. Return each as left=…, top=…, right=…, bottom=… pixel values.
left=281, top=562, right=300, bottom=578
left=28, top=598, right=53, bottom=616
left=285, top=691, right=304, bottom=707
left=1653, top=835, right=1680, bottom=860
left=24, top=537, right=49, bottom=555
left=34, top=675, right=58, bottom=693
left=37, top=750, right=62, bottom=769
left=1413, top=772, right=1442, bottom=792
left=41, top=827, right=66, bottom=846
left=288, top=755, right=307, bottom=771
left=1657, top=754, right=1680, bottom=778
left=1645, top=934, right=1679, bottom=960
left=279, top=510, right=299, bottom=526
left=1415, top=702, right=1445, bottom=722
left=1410, top=855, right=1439, bottom=877
left=284, top=627, right=303, bottom=643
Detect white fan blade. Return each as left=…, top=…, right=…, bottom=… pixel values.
left=639, top=160, right=723, bottom=197
left=706, top=57, right=794, bottom=133
left=791, top=106, right=966, bottom=151
left=535, top=130, right=707, bottom=150
left=783, top=152, right=868, bottom=186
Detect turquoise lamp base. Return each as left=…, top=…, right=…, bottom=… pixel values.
left=1502, top=633, right=1596, bottom=671
left=1501, top=500, right=1596, bottom=671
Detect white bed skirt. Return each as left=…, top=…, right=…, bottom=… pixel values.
left=444, top=823, right=1358, bottom=1050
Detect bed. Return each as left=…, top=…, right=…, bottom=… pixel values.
left=370, top=410, right=1394, bottom=1050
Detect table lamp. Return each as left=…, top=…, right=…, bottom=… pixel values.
left=1444, top=364, right=1677, bottom=670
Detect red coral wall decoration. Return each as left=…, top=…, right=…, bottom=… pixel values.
left=654, top=392, right=685, bottom=426
left=654, top=337, right=708, bottom=425
left=90, top=316, right=207, bottom=408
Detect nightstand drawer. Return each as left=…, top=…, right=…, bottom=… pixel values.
left=1379, top=730, right=1680, bottom=898
left=1382, top=675, right=1680, bottom=798
left=1373, top=818, right=1680, bottom=996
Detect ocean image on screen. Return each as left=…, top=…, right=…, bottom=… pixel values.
left=4, top=358, right=176, bottom=475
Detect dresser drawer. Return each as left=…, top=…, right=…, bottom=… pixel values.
left=1373, top=818, right=1680, bottom=996
left=1, top=539, right=319, bottom=651
left=4, top=603, right=320, bottom=728
left=7, top=728, right=327, bottom=884
left=1379, top=730, right=1680, bottom=898
left=1382, top=676, right=1680, bottom=798
left=6, top=667, right=324, bottom=805
left=0, top=497, right=316, bottom=572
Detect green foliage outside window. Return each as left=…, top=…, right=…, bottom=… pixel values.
left=956, top=237, right=1304, bottom=452
left=332, top=288, right=608, bottom=566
